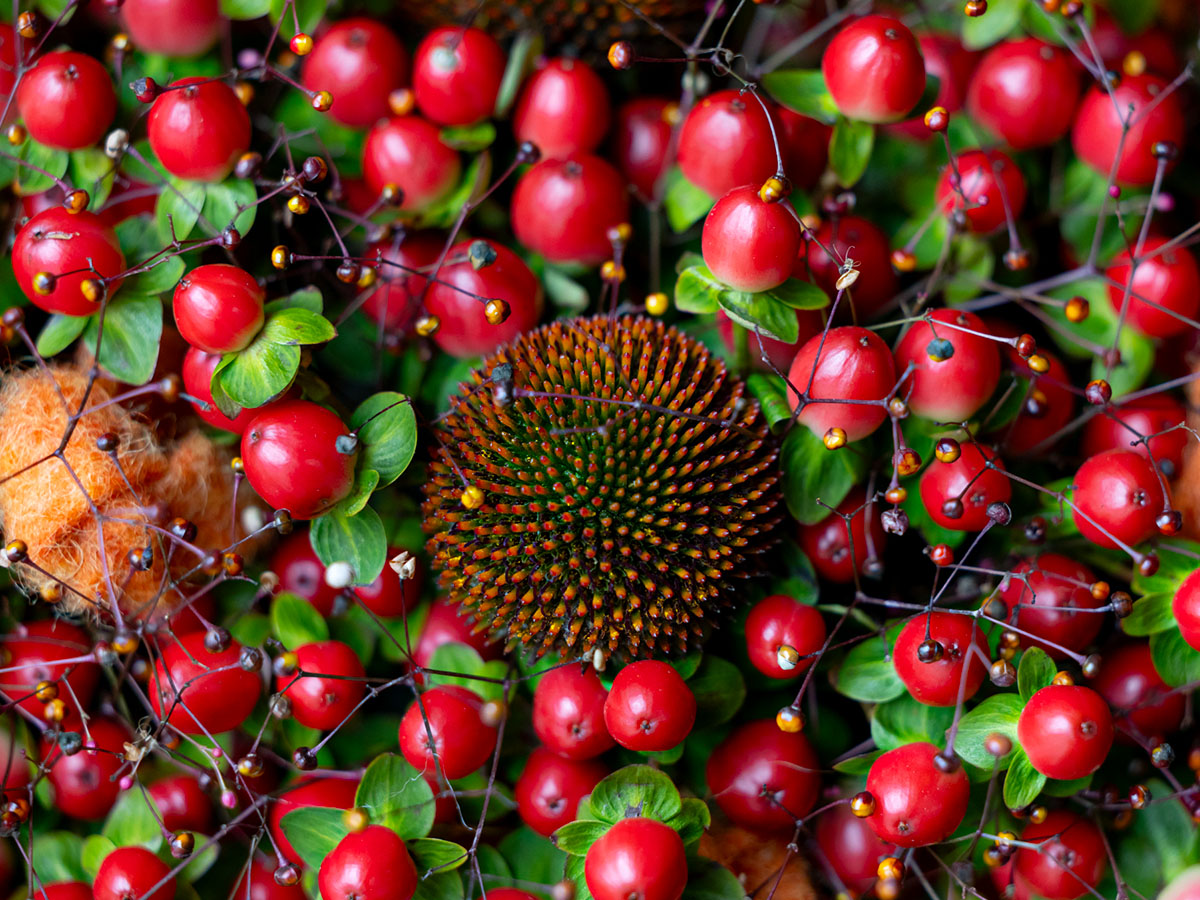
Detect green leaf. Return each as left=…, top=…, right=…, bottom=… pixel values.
left=674, top=264, right=725, bottom=314
left=414, top=870, right=465, bottom=900
left=543, top=265, right=591, bottom=312
left=70, top=148, right=116, bottom=209
left=832, top=749, right=884, bottom=775
left=1002, top=749, right=1046, bottom=809
left=330, top=604, right=377, bottom=667
left=230, top=612, right=271, bottom=648
left=1150, top=627, right=1200, bottom=688
left=953, top=693, right=1022, bottom=770
left=663, top=167, right=714, bottom=233
left=589, top=765, right=682, bottom=824
left=181, top=834, right=220, bottom=882
left=765, top=278, right=831, bottom=310
left=355, top=753, right=437, bottom=840
left=351, top=392, right=418, bottom=489
left=269, top=0, right=325, bottom=32
left=280, top=807, right=349, bottom=870
left=201, top=177, right=257, bottom=237
left=1042, top=775, right=1092, bottom=797
left=1123, top=592, right=1176, bottom=637
left=82, top=293, right=164, bottom=385
left=685, top=656, right=745, bottom=726
left=81, top=834, right=117, bottom=880
left=717, top=290, right=799, bottom=343
left=102, top=790, right=164, bottom=850
left=1118, top=778, right=1199, bottom=895
left=1104, top=0, right=1158, bottom=34
left=494, top=31, right=542, bottom=118
left=499, top=827, right=568, bottom=890
left=780, top=423, right=870, bottom=526
left=271, top=592, right=331, bottom=648
left=683, top=856, right=746, bottom=900
left=220, top=0, right=270, bottom=17
left=426, top=642, right=510, bottom=703
left=261, top=307, right=337, bottom=346
left=29, top=832, right=87, bottom=883
left=871, top=694, right=955, bottom=751
left=218, top=339, right=301, bottom=409
left=834, top=625, right=904, bottom=703
left=962, top=0, right=1023, bottom=49
left=416, top=153, right=491, bottom=231
left=16, top=140, right=69, bottom=195
left=829, top=118, right=874, bottom=187
left=37, top=313, right=89, bottom=357
left=439, top=122, right=497, bottom=152
left=664, top=797, right=711, bottom=846
left=552, top=820, right=610, bottom=856
left=156, top=177, right=207, bottom=243
left=333, top=468, right=380, bottom=518
left=121, top=255, right=185, bottom=298
left=746, top=373, right=792, bottom=435
left=265, top=286, right=324, bottom=316
left=761, top=69, right=838, bottom=125
left=310, top=505, right=388, bottom=587
left=410, top=838, right=468, bottom=872
left=1017, top=647, right=1056, bottom=702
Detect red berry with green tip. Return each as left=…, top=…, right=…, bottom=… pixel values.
left=1071, top=449, right=1162, bottom=549
left=150, top=631, right=262, bottom=735
left=1072, top=73, right=1185, bottom=186
left=1105, top=235, right=1200, bottom=339
left=515, top=745, right=608, bottom=836
left=1013, top=810, right=1107, bottom=900
left=411, top=27, right=505, bottom=127
left=676, top=89, right=776, bottom=199
left=301, top=18, right=409, bottom=129
left=935, top=148, right=1027, bottom=234
left=514, top=57, right=611, bottom=160
left=894, top=308, right=1000, bottom=422
left=706, top=719, right=820, bottom=830
left=13, top=208, right=126, bottom=317
left=788, top=326, right=896, bottom=443
left=94, top=846, right=175, bottom=900
left=363, top=116, right=462, bottom=212
left=920, top=442, right=1011, bottom=532
left=966, top=39, right=1080, bottom=150
left=173, top=264, right=265, bottom=354
left=533, top=664, right=614, bottom=760
left=893, top=611, right=989, bottom=707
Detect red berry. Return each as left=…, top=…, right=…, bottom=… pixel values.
left=919, top=442, right=1011, bottom=531
left=745, top=594, right=827, bottom=679
left=148, top=773, right=214, bottom=834
left=277, top=640, right=366, bottom=731
left=354, top=547, right=421, bottom=618
left=998, top=555, right=1102, bottom=658
left=787, top=326, right=897, bottom=443
left=1013, top=810, right=1107, bottom=900
left=398, top=684, right=498, bottom=779
left=613, top=97, right=675, bottom=199
left=706, top=719, right=820, bottom=830
left=603, top=660, right=696, bottom=753
left=716, top=307, right=824, bottom=373
left=777, top=105, right=831, bottom=188
left=889, top=33, right=978, bottom=140
left=16, top=51, right=116, bottom=150
left=515, top=745, right=608, bottom=836
left=271, top=531, right=342, bottom=616
left=268, top=776, right=360, bottom=865
left=0, top=723, right=31, bottom=798
left=514, top=58, right=611, bottom=160
left=423, top=239, right=544, bottom=358
left=1174, top=568, right=1200, bottom=652
left=893, top=611, right=989, bottom=707
left=119, top=0, right=222, bottom=58
left=936, top=148, right=1027, bottom=234
left=363, top=116, right=462, bottom=211
left=510, top=154, right=630, bottom=265
left=362, top=232, right=444, bottom=330
left=966, top=39, right=1080, bottom=150
left=814, top=802, right=896, bottom=894
left=182, top=347, right=257, bottom=434
left=1018, top=684, right=1114, bottom=781
left=992, top=345, right=1074, bottom=457
left=411, top=27, right=505, bottom=127
left=150, top=631, right=262, bottom=735
left=822, top=16, right=926, bottom=124
left=13, top=208, right=126, bottom=316
left=676, top=89, right=776, bottom=199
left=1090, top=11, right=1180, bottom=78
left=411, top=598, right=500, bottom=668
left=1072, top=73, right=1185, bottom=186
left=148, top=77, right=251, bottom=182
left=301, top=18, right=409, bottom=129
left=1091, top=641, right=1185, bottom=746
left=235, top=856, right=307, bottom=900
left=532, top=664, right=614, bottom=760
left=173, top=264, right=265, bottom=354
left=318, top=825, right=418, bottom=900
left=0, top=620, right=98, bottom=720
left=894, top=308, right=1000, bottom=421
left=1071, top=449, right=1162, bottom=549
left=795, top=216, right=897, bottom=318
left=702, top=185, right=802, bottom=293
left=30, top=884, right=92, bottom=900
left=584, top=817, right=688, bottom=900
left=241, top=400, right=357, bottom=520
left=94, top=846, right=175, bottom=900
left=866, top=742, right=969, bottom=846
left=41, top=716, right=131, bottom=820
left=1081, top=393, right=1189, bottom=478
left=798, top=487, right=886, bottom=583
left=0, top=25, right=16, bottom=98
left=1105, top=235, right=1200, bottom=339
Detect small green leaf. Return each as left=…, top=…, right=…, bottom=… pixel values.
left=663, top=167, right=714, bottom=233
left=102, top=790, right=164, bottom=850
left=746, top=373, right=792, bottom=435
left=589, top=765, right=682, bottom=824
left=220, top=0, right=270, bottom=17
left=356, top=753, right=437, bottom=840
left=417, top=154, right=491, bottom=231
left=410, top=838, right=468, bottom=872
left=414, top=870, right=465, bottom=900
left=156, top=177, right=207, bottom=243
left=664, top=797, right=711, bottom=846
left=230, top=612, right=271, bottom=648
left=685, top=656, right=745, bottom=726
left=81, top=834, right=117, bottom=880
left=83, top=293, right=164, bottom=386
left=552, top=820, right=610, bottom=856
left=330, top=605, right=377, bottom=668
left=764, top=278, right=831, bottom=310
left=29, top=832, right=87, bottom=883
left=16, top=140, right=70, bottom=195
left=265, top=286, right=324, bottom=316
left=261, top=307, right=337, bottom=346
left=1002, top=749, right=1046, bottom=809
left=310, top=505, right=388, bottom=587
left=270, top=592, right=331, bottom=648
left=543, top=265, right=591, bottom=312
left=832, top=749, right=884, bottom=775
left=426, top=642, right=510, bottom=703
left=351, top=392, right=419, bottom=488
left=835, top=625, right=905, bottom=703
left=780, top=423, right=870, bottom=526
left=871, top=694, right=955, bottom=751
left=334, top=468, right=380, bottom=518
left=70, top=148, right=116, bottom=208
left=717, top=290, right=799, bottom=343
left=494, top=31, right=542, bottom=118
left=218, top=339, right=301, bottom=409
left=201, top=177, right=257, bottom=237
left=962, top=0, right=1023, bottom=48
left=829, top=118, right=874, bottom=187
left=683, top=856, right=746, bottom=900
left=1042, top=775, right=1092, bottom=797
left=498, top=827, right=568, bottom=890
left=181, top=834, right=220, bottom=882
left=1017, top=647, right=1056, bottom=702
left=279, top=807, right=349, bottom=871
left=439, top=122, right=497, bottom=152
left=121, top=256, right=185, bottom=297
left=37, top=313, right=89, bottom=357
left=761, top=69, right=838, bottom=124
left=1150, top=627, right=1200, bottom=688
left=1124, top=592, right=1176, bottom=636
left=674, top=264, right=725, bottom=314
left=953, top=693, right=1022, bottom=770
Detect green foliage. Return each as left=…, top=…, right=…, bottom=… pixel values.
left=663, top=167, right=714, bottom=233
left=1017, top=647, right=1055, bottom=702
left=829, top=118, right=875, bottom=187
left=780, top=424, right=870, bottom=526
left=311, top=505, right=389, bottom=587
left=761, top=69, right=838, bottom=124
left=835, top=624, right=905, bottom=703
left=271, top=592, right=330, bottom=648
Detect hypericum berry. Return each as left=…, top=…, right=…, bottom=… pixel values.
left=301, top=18, right=409, bottom=128
left=999, top=555, right=1102, bottom=658
left=776, top=105, right=832, bottom=188
left=411, top=26, right=505, bottom=126
left=1082, top=394, right=1188, bottom=478
left=613, top=97, right=675, bottom=199
left=745, top=594, right=826, bottom=679
left=919, top=442, right=1011, bottom=531
left=866, top=742, right=970, bottom=846
left=0, top=620, right=99, bottom=720
left=584, top=817, right=687, bottom=900
left=966, top=39, right=1081, bottom=150
left=532, top=665, right=615, bottom=760
left=270, top=531, right=342, bottom=616
left=41, top=717, right=130, bottom=820
left=269, top=777, right=360, bottom=865
left=788, top=326, right=896, bottom=443
left=148, top=77, right=251, bottom=182
left=603, top=660, right=695, bottom=752
left=318, top=825, right=418, bottom=900
left=706, top=719, right=820, bottom=830
left=510, top=155, right=630, bottom=265
left=241, top=401, right=358, bottom=520
left=701, top=185, right=802, bottom=293
left=150, top=631, right=262, bottom=735
left=992, top=344, right=1075, bottom=456
left=94, top=846, right=175, bottom=900
left=1092, top=641, right=1185, bottom=746
left=276, top=641, right=366, bottom=731
left=816, top=803, right=897, bottom=895
left=12, top=208, right=125, bottom=316
left=235, top=856, right=306, bottom=900
left=796, top=216, right=898, bottom=318
left=1174, top=569, right=1200, bottom=653
left=1072, top=73, right=1185, bottom=186
left=1071, top=449, right=1163, bottom=549
left=173, top=264, right=265, bottom=354
left=676, top=89, right=775, bottom=199
left=410, top=597, right=499, bottom=669
left=894, top=309, right=1000, bottom=421
left=363, top=116, right=461, bottom=211
left=1018, top=685, right=1114, bottom=780
left=118, top=0, right=222, bottom=58
left=893, top=612, right=988, bottom=707
left=361, top=232, right=444, bottom=330
left=515, top=745, right=607, bottom=837
left=1105, top=235, right=1200, bottom=339
left=16, top=51, right=116, bottom=150
left=797, top=488, right=886, bottom=583
left=822, top=16, right=926, bottom=123
left=148, top=774, right=214, bottom=834
left=398, top=684, right=498, bottom=779
left=1012, top=810, right=1107, bottom=900
left=936, top=148, right=1027, bottom=234
left=514, top=58, right=611, bottom=160
left=182, top=347, right=257, bottom=434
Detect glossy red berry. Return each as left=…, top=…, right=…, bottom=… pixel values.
left=241, top=400, right=357, bottom=520
left=966, top=39, right=1080, bottom=150
left=994, top=346, right=1075, bottom=457
left=268, top=776, right=360, bottom=865
left=510, top=154, right=630, bottom=265
left=676, top=89, right=776, bottom=199
left=173, top=264, right=265, bottom=354
left=706, top=719, right=820, bottom=830
left=150, top=632, right=262, bottom=735
left=1018, top=685, right=1114, bottom=781
left=1105, top=235, right=1200, bottom=339
left=920, top=442, right=1011, bottom=531
left=411, top=27, right=505, bottom=127
left=13, top=208, right=126, bottom=316
left=424, top=238, right=543, bottom=358
left=745, top=594, right=827, bottom=679
left=603, top=660, right=696, bottom=752
left=0, top=620, right=98, bottom=719
left=235, top=856, right=307, bottom=900
left=398, top=684, right=498, bottom=779
left=271, top=531, right=342, bottom=616
left=716, top=307, right=823, bottom=373
left=889, top=33, right=978, bottom=140
left=798, top=488, right=886, bottom=583
left=777, top=105, right=832, bottom=186
left=148, top=774, right=214, bottom=834
left=362, top=232, right=444, bottom=330
left=795, top=215, right=897, bottom=318
left=866, top=742, right=969, bottom=846
left=119, top=0, right=222, bottom=58
left=41, top=716, right=130, bottom=820
left=702, top=185, right=802, bottom=293
left=1072, top=73, right=1185, bottom=186
left=584, top=817, right=688, bottom=900
left=1173, top=569, right=1200, bottom=652
left=277, top=640, right=366, bottom=731
left=936, top=148, right=1027, bottom=234
left=182, top=347, right=257, bottom=434
left=16, top=51, right=116, bottom=150
left=0, top=723, right=31, bottom=799
left=1092, top=641, right=1184, bottom=746
left=532, top=664, right=614, bottom=760
left=998, top=555, right=1102, bottom=658
left=1071, top=449, right=1162, bottom=549
left=1013, top=811, right=1107, bottom=900
left=895, top=308, right=1000, bottom=421
left=411, top=597, right=500, bottom=668
left=29, top=884, right=92, bottom=900
left=893, top=611, right=989, bottom=707
left=301, top=18, right=409, bottom=129
left=318, top=825, right=418, bottom=900
left=354, top=547, right=420, bottom=618
left=363, top=117, right=462, bottom=211
left=788, top=326, right=896, bottom=443
left=822, top=16, right=926, bottom=124
left=94, top=846, right=175, bottom=900
left=1081, top=393, right=1188, bottom=478
left=148, top=77, right=251, bottom=182
left=815, top=802, right=897, bottom=895
left=514, top=58, right=611, bottom=160
left=613, top=97, right=675, bottom=199
left=515, top=745, right=608, bottom=836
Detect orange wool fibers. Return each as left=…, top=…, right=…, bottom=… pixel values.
left=0, top=364, right=240, bottom=623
